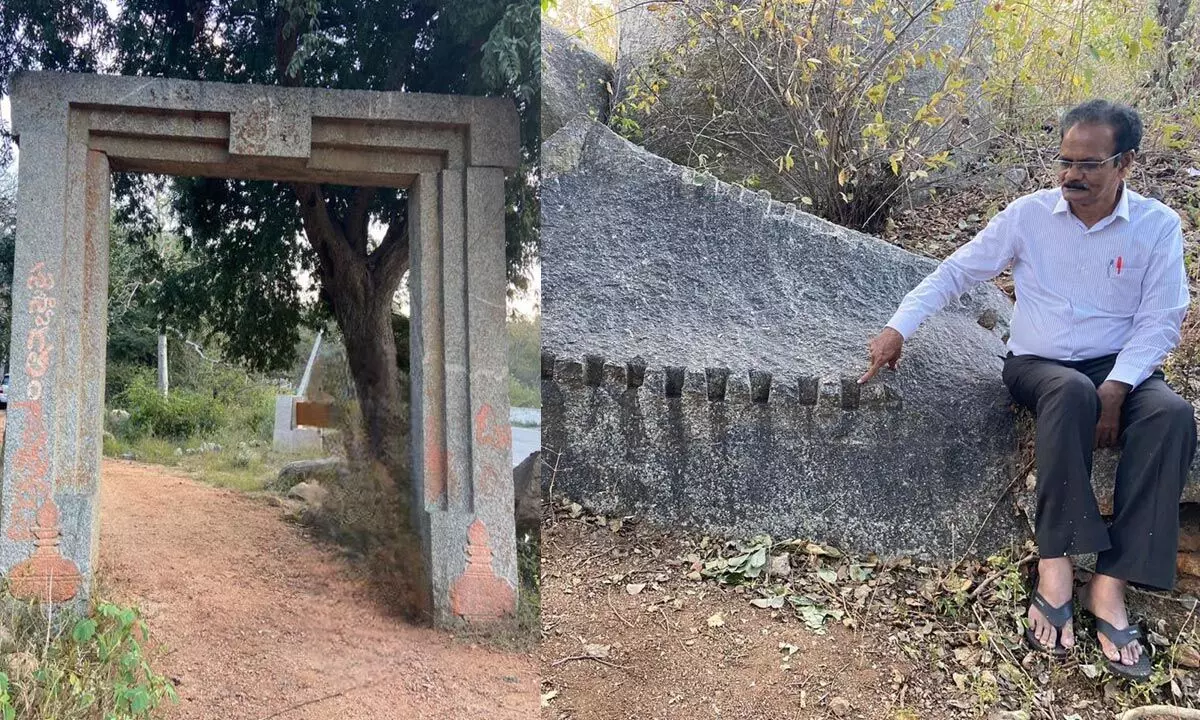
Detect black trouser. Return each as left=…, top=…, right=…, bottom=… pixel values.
left=1002, top=353, right=1197, bottom=590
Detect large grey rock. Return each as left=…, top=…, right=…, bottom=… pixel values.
left=542, top=25, right=613, bottom=139
left=614, top=0, right=688, bottom=95
left=541, top=119, right=1023, bottom=561
left=513, top=450, right=542, bottom=538
left=273, top=457, right=348, bottom=492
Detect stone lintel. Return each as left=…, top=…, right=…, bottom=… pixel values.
left=10, top=71, right=519, bottom=172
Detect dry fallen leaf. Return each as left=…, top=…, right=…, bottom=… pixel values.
left=707, top=612, right=725, bottom=628
left=952, top=673, right=968, bottom=691
left=540, top=690, right=559, bottom=707
left=626, top=583, right=646, bottom=595
left=1175, top=644, right=1200, bottom=668
left=583, top=643, right=611, bottom=659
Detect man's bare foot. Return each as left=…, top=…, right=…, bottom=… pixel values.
left=1081, top=574, right=1142, bottom=667
left=1030, top=557, right=1075, bottom=650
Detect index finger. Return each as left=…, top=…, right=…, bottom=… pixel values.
left=859, top=358, right=884, bottom=385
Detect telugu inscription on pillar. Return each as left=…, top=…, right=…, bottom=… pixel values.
left=473, top=403, right=510, bottom=453
left=7, top=261, right=81, bottom=602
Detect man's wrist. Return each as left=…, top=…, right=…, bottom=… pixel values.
left=1104, top=359, right=1147, bottom=389
left=1100, top=379, right=1132, bottom=400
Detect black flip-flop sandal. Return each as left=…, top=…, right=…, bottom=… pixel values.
left=1025, top=589, right=1074, bottom=657
left=1095, top=618, right=1153, bottom=681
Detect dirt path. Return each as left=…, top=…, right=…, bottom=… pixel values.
left=96, top=458, right=538, bottom=719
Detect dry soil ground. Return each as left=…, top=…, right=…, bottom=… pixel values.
left=94, top=454, right=538, bottom=719
left=539, top=501, right=1200, bottom=720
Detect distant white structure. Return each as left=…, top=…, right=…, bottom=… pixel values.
left=273, top=332, right=325, bottom=454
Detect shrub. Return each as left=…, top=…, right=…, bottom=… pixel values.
left=113, top=373, right=221, bottom=442
left=613, top=0, right=984, bottom=232
left=0, top=593, right=177, bottom=720
left=610, top=0, right=1185, bottom=232
left=509, top=376, right=541, bottom=409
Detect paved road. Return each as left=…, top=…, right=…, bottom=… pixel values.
left=512, top=425, right=540, bottom=467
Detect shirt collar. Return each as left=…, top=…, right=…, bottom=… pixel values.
left=1053, top=182, right=1130, bottom=222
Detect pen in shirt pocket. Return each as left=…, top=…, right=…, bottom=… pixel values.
left=1107, top=256, right=1124, bottom=278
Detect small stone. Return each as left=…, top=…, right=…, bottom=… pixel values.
left=828, top=697, right=851, bottom=717
left=287, top=481, right=329, bottom=509
left=174, top=447, right=183, bottom=456
left=769, top=553, right=792, bottom=578
left=1002, top=167, right=1029, bottom=189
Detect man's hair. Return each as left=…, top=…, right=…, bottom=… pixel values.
left=1060, top=99, right=1143, bottom=159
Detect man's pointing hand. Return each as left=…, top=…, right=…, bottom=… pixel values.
left=860, top=327, right=904, bottom=384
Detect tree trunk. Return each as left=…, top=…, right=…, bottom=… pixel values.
left=1155, top=0, right=1192, bottom=102
left=291, top=184, right=410, bottom=493
left=157, top=332, right=169, bottom=397
left=329, top=282, right=409, bottom=482
left=291, top=181, right=428, bottom=618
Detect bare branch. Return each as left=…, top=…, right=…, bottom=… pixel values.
left=345, top=187, right=378, bottom=256
left=292, top=183, right=357, bottom=281
left=370, top=219, right=410, bottom=293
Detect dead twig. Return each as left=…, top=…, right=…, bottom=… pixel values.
left=952, top=459, right=1036, bottom=573
left=256, top=681, right=375, bottom=720
left=545, top=451, right=562, bottom=527
left=1117, top=706, right=1200, bottom=719
left=1169, top=599, right=1199, bottom=677
left=607, top=589, right=635, bottom=629
left=969, top=552, right=1037, bottom=601
left=550, top=654, right=628, bottom=670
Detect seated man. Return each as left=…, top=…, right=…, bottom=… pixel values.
left=861, top=99, right=1196, bottom=680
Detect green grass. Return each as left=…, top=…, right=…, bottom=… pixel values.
left=509, top=377, right=540, bottom=409
left=103, top=434, right=321, bottom=493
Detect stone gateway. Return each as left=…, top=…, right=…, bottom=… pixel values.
left=4, top=71, right=518, bottom=627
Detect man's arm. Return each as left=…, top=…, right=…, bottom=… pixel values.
left=1093, top=213, right=1188, bottom=448
left=861, top=205, right=1020, bottom=383
left=886, top=205, right=1020, bottom=338
left=1105, top=213, right=1190, bottom=390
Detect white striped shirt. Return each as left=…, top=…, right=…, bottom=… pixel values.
left=887, top=184, right=1189, bottom=388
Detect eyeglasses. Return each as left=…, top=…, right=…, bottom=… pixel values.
left=1053, top=151, right=1125, bottom=173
